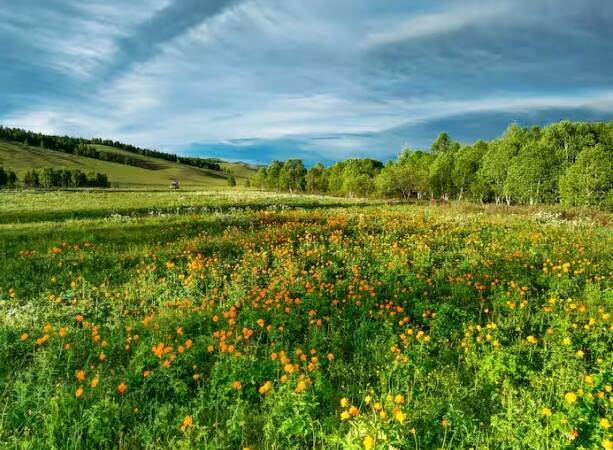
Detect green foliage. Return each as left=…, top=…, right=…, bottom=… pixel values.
left=227, top=174, right=236, bottom=187
left=251, top=120, right=612, bottom=207
left=0, top=192, right=611, bottom=448
left=559, top=145, right=613, bottom=208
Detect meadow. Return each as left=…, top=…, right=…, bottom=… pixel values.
left=0, top=190, right=611, bottom=449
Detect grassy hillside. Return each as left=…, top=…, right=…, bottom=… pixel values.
left=0, top=140, right=257, bottom=189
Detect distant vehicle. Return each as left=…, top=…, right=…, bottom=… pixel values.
left=169, top=180, right=179, bottom=190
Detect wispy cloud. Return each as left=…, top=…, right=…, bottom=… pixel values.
left=1, top=0, right=612, bottom=163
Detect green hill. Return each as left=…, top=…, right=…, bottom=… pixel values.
left=0, top=140, right=257, bottom=189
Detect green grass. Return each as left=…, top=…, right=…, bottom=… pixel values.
left=0, top=191, right=611, bottom=449
left=0, top=140, right=257, bottom=189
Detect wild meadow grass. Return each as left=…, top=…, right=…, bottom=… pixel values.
left=0, top=190, right=611, bottom=449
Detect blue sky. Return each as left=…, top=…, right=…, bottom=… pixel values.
left=1, top=0, right=612, bottom=164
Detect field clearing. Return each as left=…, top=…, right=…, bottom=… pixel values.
left=0, top=191, right=611, bottom=449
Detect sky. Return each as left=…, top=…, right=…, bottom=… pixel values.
left=1, top=0, right=612, bottom=165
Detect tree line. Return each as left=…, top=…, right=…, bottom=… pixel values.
left=0, top=126, right=222, bottom=172
left=250, top=120, right=613, bottom=208
left=0, top=167, right=110, bottom=189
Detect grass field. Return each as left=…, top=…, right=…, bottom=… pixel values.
left=0, top=140, right=257, bottom=189
left=0, top=191, right=611, bottom=449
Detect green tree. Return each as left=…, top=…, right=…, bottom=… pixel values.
left=251, top=168, right=268, bottom=189
left=227, top=174, right=236, bottom=187
left=0, top=167, right=7, bottom=188
left=278, top=160, right=306, bottom=193
left=503, top=142, right=560, bottom=205
left=477, top=140, right=518, bottom=204
left=452, top=141, right=487, bottom=200
left=7, top=170, right=17, bottom=188
left=306, top=163, right=326, bottom=193
left=266, top=161, right=283, bottom=190
left=559, top=145, right=613, bottom=207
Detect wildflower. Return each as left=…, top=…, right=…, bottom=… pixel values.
left=542, top=407, right=552, bottom=417
left=117, top=383, right=127, bottom=395
left=20, top=333, right=29, bottom=341
left=576, top=350, right=584, bottom=358
left=364, top=395, right=372, bottom=404
left=90, top=377, right=99, bottom=388
left=600, top=418, right=611, bottom=430
left=232, top=380, right=242, bottom=390
left=585, top=375, right=595, bottom=385
left=340, top=398, right=349, bottom=408
left=603, top=438, right=612, bottom=450
left=349, top=406, right=359, bottom=417
left=363, top=435, right=375, bottom=450
left=441, top=418, right=450, bottom=427
left=295, top=380, right=307, bottom=393
left=75, top=370, right=86, bottom=382
left=180, top=415, right=193, bottom=432
left=393, top=407, right=406, bottom=423
left=394, top=394, right=405, bottom=404
left=340, top=410, right=351, bottom=421
left=259, top=381, right=273, bottom=395
left=526, top=335, right=538, bottom=345
left=75, top=387, right=84, bottom=398
left=564, top=392, right=577, bottom=405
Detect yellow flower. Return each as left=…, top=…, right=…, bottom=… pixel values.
left=526, top=335, right=538, bottom=345
left=600, top=418, right=611, bottom=429
left=564, top=392, right=577, bottom=405
left=602, top=438, right=612, bottom=450
left=576, top=350, right=584, bottom=358
left=393, top=407, right=406, bottom=423
left=363, top=435, right=375, bottom=450
left=294, top=380, right=307, bottom=393
left=259, top=381, right=273, bottom=395
left=75, top=387, right=84, bottom=398
left=542, top=407, right=552, bottom=417
left=585, top=375, right=595, bottom=386
left=340, top=397, right=349, bottom=408
left=180, top=415, right=193, bottom=432
left=394, top=394, right=405, bottom=404
left=340, top=410, right=351, bottom=421
left=90, top=377, right=99, bottom=388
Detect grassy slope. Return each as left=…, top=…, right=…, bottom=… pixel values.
left=0, top=140, right=257, bottom=189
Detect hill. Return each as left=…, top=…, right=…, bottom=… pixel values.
left=0, top=139, right=258, bottom=189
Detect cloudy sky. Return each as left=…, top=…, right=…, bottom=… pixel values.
left=1, top=0, right=612, bottom=164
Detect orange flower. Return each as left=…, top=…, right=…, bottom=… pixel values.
left=117, top=382, right=127, bottom=395
left=232, top=380, right=242, bottom=390
left=180, top=415, right=193, bottom=432
left=259, top=381, right=273, bottom=395
left=75, top=370, right=86, bottom=382
left=90, top=377, right=99, bottom=388
left=20, top=333, right=29, bottom=341
left=75, top=387, right=84, bottom=398
left=185, top=339, right=193, bottom=349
